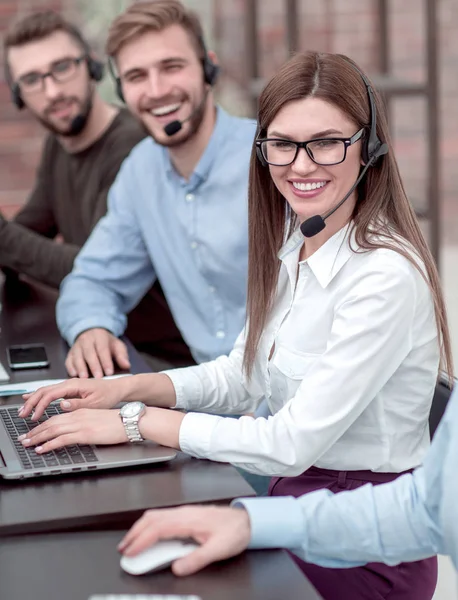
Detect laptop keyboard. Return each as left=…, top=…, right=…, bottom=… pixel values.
left=0, top=405, right=99, bottom=470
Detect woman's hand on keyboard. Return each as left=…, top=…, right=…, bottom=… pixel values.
left=19, top=377, right=131, bottom=421
left=18, top=408, right=128, bottom=452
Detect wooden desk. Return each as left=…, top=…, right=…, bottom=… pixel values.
left=0, top=278, right=255, bottom=536
left=0, top=529, right=323, bottom=600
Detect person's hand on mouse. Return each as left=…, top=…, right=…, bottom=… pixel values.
left=118, top=505, right=252, bottom=576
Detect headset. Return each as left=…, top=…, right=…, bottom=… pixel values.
left=256, top=61, right=388, bottom=169
left=356, top=68, right=388, bottom=165
left=255, top=59, right=389, bottom=238
left=6, top=24, right=104, bottom=110
left=110, top=34, right=220, bottom=103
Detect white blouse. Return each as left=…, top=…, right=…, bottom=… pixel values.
left=164, top=225, right=440, bottom=477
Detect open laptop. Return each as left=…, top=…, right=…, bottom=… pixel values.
left=0, top=401, right=176, bottom=480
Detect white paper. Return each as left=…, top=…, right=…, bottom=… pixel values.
left=0, top=361, right=10, bottom=383
left=0, top=373, right=131, bottom=396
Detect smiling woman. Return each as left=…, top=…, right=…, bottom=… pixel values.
left=258, top=101, right=365, bottom=232
left=19, top=49, right=452, bottom=600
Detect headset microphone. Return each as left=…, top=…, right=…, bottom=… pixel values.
left=163, top=87, right=210, bottom=136
left=68, top=114, right=87, bottom=136
left=300, top=158, right=376, bottom=238
left=164, top=119, right=183, bottom=137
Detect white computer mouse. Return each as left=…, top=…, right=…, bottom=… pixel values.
left=120, top=539, right=199, bottom=575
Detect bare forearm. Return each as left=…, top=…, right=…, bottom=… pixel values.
left=138, top=406, right=185, bottom=449
left=122, top=373, right=177, bottom=408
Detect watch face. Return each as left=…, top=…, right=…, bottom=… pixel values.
left=121, top=402, right=144, bottom=418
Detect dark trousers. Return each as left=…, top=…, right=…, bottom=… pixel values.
left=269, top=466, right=438, bottom=600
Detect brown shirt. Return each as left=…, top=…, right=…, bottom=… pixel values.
left=0, top=108, right=193, bottom=366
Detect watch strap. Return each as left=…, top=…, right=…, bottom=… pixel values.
left=123, top=418, right=144, bottom=443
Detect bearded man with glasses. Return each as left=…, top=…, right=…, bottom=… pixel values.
left=13, top=54, right=94, bottom=135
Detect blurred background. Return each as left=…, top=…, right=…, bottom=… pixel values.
left=0, top=1, right=457, bottom=596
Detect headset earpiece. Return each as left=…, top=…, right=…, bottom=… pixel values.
left=87, top=57, right=105, bottom=82
left=255, top=124, right=268, bottom=167
left=203, top=56, right=219, bottom=86
left=4, top=58, right=24, bottom=110
left=355, top=69, right=388, bottom=166
left=11, top=83, right=25, bottom=110
left=107, top=59, right=124, bottom=102
left=255, top=143, right=268, bottom=167
left=115, top=77, right=125, bottom=102
left=198, top=35, right=219, bottom=87
left=361, top=128, right=375, bottom=166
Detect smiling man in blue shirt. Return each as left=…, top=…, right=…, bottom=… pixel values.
left=57, top=0, right=256, bottom=378
left=118, top=384, right=457, bottom=581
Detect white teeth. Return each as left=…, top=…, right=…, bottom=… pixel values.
left=151, top=103, right=181, bottom=116
left=292, top=181, right=327, bottom=191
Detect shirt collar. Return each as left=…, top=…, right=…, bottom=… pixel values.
left=162, top=106, right=229, bottom=186
left=278, top=222, right=357, bottom=289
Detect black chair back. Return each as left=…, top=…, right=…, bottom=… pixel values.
left=429, top=373, right=455, bottom=438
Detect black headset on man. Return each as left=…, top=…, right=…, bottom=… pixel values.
left=256, top=62, right=389, bottom=238
left=108, top=34, right=219, bottom=137
left=6, top=24, right=104, bottom=111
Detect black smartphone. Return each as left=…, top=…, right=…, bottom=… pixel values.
left=6, top=344, right=50, bottom=370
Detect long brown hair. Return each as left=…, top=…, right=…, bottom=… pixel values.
left=243, top=51, right=453, bottom=384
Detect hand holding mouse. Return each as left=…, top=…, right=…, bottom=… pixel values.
left=118, top=505, right=251, bottom=576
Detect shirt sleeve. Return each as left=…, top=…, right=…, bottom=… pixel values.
left=176, top=256, right=433, bottom=476
left=0, top=121, right=145, bottom=290
left=13, top=136, right=57, bottom=238
left=163, top=327, right=264, bottom=416
left=0, top=137, right=80, bottom=288
left=0, top=216, right=79, bottom=288
left=232, top=397, right=450, bottom=567
left=56, top=157, right=157, bottom=345
left=437, top=388, right=458, bottom=565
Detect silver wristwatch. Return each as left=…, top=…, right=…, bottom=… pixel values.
left=119, top=402, right=146, bottom=443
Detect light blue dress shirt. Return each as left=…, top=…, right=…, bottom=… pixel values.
left=57, top=108, right=257, bottom=363
left=235, top=386, right=458, bottom=570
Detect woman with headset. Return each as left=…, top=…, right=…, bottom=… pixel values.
left=21, top=51, right=452, bottom=599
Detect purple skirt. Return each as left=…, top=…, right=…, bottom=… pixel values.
left=269, top=466, right=437, bottom=600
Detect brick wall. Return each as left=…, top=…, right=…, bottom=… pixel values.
left=1, top=0, right=457, bottom=244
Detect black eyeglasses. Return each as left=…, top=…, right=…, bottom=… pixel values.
left=256, top=128, right=365, bottom=167
left=16, top=56, right=87, bottom=94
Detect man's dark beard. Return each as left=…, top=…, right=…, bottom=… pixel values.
left=36, top=86, right=93, bottom=137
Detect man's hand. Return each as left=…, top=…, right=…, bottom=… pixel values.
left=118, top=505, right=252, bottom=576
left=66, top=328, right=131, bottom=378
